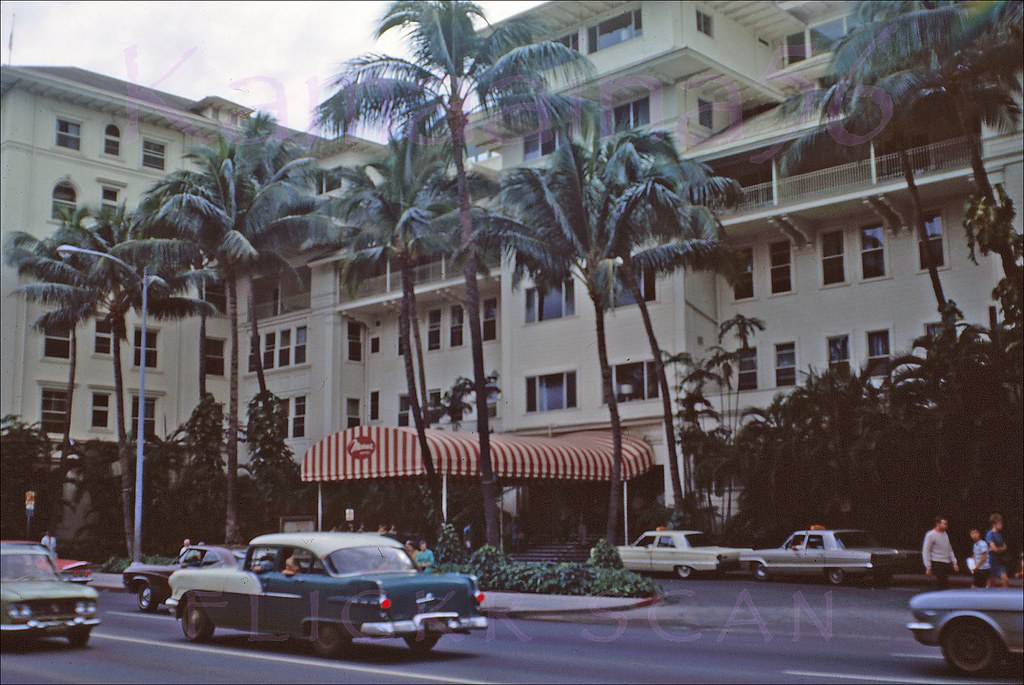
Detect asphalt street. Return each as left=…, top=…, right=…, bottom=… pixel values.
left=2, top=578, right=1022, bottom=684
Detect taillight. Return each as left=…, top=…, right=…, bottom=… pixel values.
left=475, top=592, right=485, bottom=604
left=379, top=596, right=392, bottom=610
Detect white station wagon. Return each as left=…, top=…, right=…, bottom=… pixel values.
left=617, top=530, right=751, bottom=579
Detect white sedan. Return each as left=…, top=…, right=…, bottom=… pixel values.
left=617, top=530, right=751, bottom=579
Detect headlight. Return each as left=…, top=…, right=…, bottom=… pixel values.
left=75, top=601, right=97, bottom=615
left=7, top=603, right=32, bottom=619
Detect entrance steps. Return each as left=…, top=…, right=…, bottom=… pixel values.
left=508, top=540, right=597, bottom=564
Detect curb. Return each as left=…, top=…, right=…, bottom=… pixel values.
left=481, top=594, right=662, bottom=619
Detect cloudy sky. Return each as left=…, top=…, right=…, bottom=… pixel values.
left=0, top=1, right=542, bottom=134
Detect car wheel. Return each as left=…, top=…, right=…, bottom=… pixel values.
left=753, top=562, right=770, bottom=581
left=137, top=581, right=158, bottom=612
left=311, top=622, right=351, bottom=658
left=181, top=594, right=215, bottom=642
left=674, top=565, right=694, bottom=580
left=941, top=620, right=1003, bottom=675
left=404, top=634, right=441, bottom=654
left=826, top=568, right=845, bottom=586
left=67, top=628, right=91, bottom=648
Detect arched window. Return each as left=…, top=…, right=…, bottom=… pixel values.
left=104, top=124, right=120, bottom=156
left=51, top=182, right=76, bottom=219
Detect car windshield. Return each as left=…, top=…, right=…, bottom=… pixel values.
left=325, top=545, right=416, bottom=575
left=686, top=533, right=714, bottom=548
left=833, top=531, right=881, bottom=549
left=1, top=551, right=61, bottom=581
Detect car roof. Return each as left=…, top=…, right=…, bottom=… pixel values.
left=248, top=532, right=403, bottom=558
left=790, top=529, right=866, bottom=535
left=639, top=530, right=703, bottom=536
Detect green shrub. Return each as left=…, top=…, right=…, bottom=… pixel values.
left=587, top=538, right=624, bottom=569
left=434, top=522, right=466, bottom=564
left=591, top=567, right=658, bottom=597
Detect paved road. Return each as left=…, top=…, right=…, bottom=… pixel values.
left=2, top=580, right=1021, bottom=684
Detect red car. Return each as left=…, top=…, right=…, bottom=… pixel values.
left=0, top=541, right=92, bottom=583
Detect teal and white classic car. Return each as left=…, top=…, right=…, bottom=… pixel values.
left=167, top=532, right=487, bottom=656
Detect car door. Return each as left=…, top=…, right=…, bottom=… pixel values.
left=801, top=534, right=827, bottom=573
left=651, top=535, right=680, bottom=573
left=621, top=535, right=656, bottom=572
left=258, top=546, right=313, bottom=637
left=777, top=534, right=807, bottom=572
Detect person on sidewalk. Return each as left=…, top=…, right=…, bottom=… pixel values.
left=40, top=531, right=57, bottom=555
left=415, top=539, right=435, bottom=573
left=969, top=527, right=990, bottom=589
left=178, top=538, right=191, bottom=560
left=922, top=516, right=958, bottom=590
left=986, top=513, right=1009, bottom=589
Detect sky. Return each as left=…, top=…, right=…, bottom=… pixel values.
left=0, top=1, right=543, bottom=134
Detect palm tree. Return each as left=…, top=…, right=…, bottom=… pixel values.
left=149, top=115, right=327, bottom=543
left=316, top=0, right=592, bottom=547
left=331, top=137, right=456, bottom=521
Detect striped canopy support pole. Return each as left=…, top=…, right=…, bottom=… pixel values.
left=317, top=483, right=323, bottom=532
left=442, top=474, right=448, bottom=522
left=623, top=481, right=629, bottom=545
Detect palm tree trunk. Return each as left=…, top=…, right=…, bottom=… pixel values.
left=53, top=328, right=78, bottom=532
left=247, top=279, right=268, bottom=396
left=111, top=321, right=133, bottom=556
left=621, top=264, right=686, bottom=509
left=899, top=147, right=947, bottom=311
left=198, top=285, right=208, bottom=399
left=449, top=106, right=499, bottom=548
left=407, top=284, right=430, bottom=417
left=400, top=261, right=442, bottom=524
left=225, top=275, right=241, bottom=544
left=590, top=289, right=624, bottom=544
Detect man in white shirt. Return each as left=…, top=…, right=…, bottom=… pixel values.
left=40, top=531, right=57, bottom=555
left=922, top=516, right=959, bottom=589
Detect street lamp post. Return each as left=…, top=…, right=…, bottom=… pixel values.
left=57, top=245, right=158, bottom=563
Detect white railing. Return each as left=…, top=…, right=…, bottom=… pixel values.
left=250, top=292, right=310, bottom=321
left=726, top=137, right=971, bottom=216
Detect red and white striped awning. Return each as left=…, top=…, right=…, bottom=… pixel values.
left=301, top=426, right=654, bottom=483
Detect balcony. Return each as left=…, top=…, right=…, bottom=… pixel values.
left=350, top=256, right=500, bottom=300
left=726, top=137, right=972, bottom=217
left=250, top=292, right=310, bottom=321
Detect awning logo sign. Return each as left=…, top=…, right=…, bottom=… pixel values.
left=347, top=436, right=376, bottom=460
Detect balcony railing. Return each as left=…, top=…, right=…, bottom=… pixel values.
left=250, top=292, right=310, bottom=321
left=350, top=255, right=501, bottom=300
left=725, top=137, right=971, bottom=216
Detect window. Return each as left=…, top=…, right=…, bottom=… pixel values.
left=523, top=127, right=568, bottom=161
left=142, top=140, right=166, bottom=170
left=588, top=9, right=642, bottom=53
left=130, top=395, right=157, bottom=439
left=427, top=309, right=442, bottom=351
left=612, top=267, right=656, bottom=307
left=369, top=391, right=380, bottom=421
left=370, top=336, right=380, bottom=354
left=51, top=182, right=76, bottom=219
left=483, top=298, right=498, bottom=341
left=205, top=338, right=225, bottom=376
left=487, top=387, right=499, bottom=418
left=827, top=335, right=850, bottom=377
left=94, top=320, right=112, bottom=355
left=769, top=241, right=792, bottom=293
left=526, top=281, right=574, bottom=322
left=104, top=124, right=120, bottom=156
left=734, top=248, right=754, bottom=300
left=91, top=392, right=110, bottom=429
left=428, top=389, right=442, bottom=417
left=248, top=341, right=257, bottom=372
left=786, top=31, right=807, bottom=66
left=346, top=398, right=361, bottom=429
left=294, top=326, right=307, bottom=364
left=860, top=225, right=885, bottom=279
left=263, top=332, right=276, bottom=370
left=56, top=119, right=81, bottom=150
left=132, top=329, right=158, bottom=368
left=822, top=230, right=845, bottom=285
left=613, top=96, right=650, bottom=133
left=292, top=396, right=306, bottom=438
left=41, top=389, right=68, bottom=434
left=203, top=281, right=226, bottom=313
left=775, top=343, right=796, bottom=387
left=555, top=32, right=579, bottom=51
left=607, top=361, right=659, bottom=403
left=738, top=348, right=757, bottom=391
left=347, top=322, right=362, bottom=361
left=450, top=305, right=464, bottom=347
left=278, top=329, right=291, bottom=367
left=925, top=322, right=944, bottom=338
left=810, top=18, right=846, bottom=56
left=526, top=371, right=577, bottom=412
left=44, top=328, right=71, bottom=359
left=697, top=98, right=714, bottom=129
left=919, top=213, right=944, bottom=269
left=398, top=395, right=411, bottom=427
left=866, top=330, right=890, bottom=376
left=101, top=186, right=119, bottom=211
left=696, top=9, right=714, bottom=37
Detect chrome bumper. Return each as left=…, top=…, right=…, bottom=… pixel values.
left=360, top=613, right=488, bottom=637
left=2, top=617, right=101, bottom=632
left=907, top=622, right=939, bottom=645
left=166, top=597, right=179, bottom=609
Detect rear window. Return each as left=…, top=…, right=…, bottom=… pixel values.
left=325, top=546, right=416, bottom=575
left=685, top=533, right=714, bottom=548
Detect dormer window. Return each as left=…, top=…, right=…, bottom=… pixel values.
left=104, top=125, right=121, bottom=156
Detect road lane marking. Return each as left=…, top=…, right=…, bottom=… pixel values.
left=92, top=633, right=492, bottom=684
left=784, top=670, right=1007, bottom=684
left=107, top=611, right=173, bottom=620
left=890, top=652, right=945, bottom=660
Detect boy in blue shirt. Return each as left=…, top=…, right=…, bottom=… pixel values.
left=986, top=513, right=1009, bottom=589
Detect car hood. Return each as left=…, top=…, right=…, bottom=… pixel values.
left=2, top=580, right=98, bottom=601
left=911, top=588, right=1024, bottom=612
